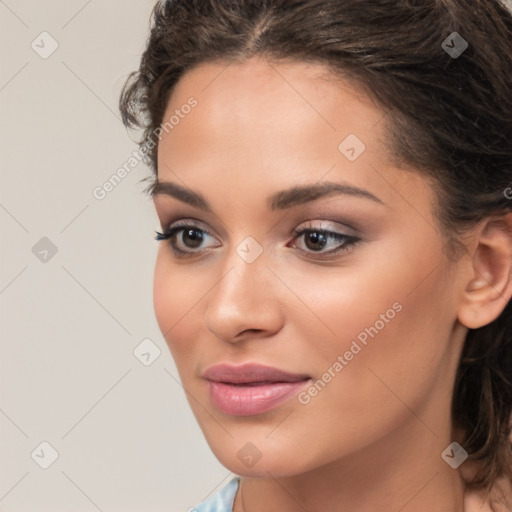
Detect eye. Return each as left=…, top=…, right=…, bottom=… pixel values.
left=289, top=225, right=360, bottom=257
left=154, top=220, right=361, bottom=259
left=154, top=222, right=220, bottom=257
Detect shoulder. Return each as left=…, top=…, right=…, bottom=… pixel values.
left=192, top=477, right=241, bottom=512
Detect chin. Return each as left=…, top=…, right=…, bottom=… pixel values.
left=220, top=454, right=307, bottom=478
left=203, top=434, right=320, bottom=478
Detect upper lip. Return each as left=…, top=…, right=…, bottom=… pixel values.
left=202, top=363, right=311, bottom=384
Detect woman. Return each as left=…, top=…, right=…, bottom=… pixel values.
left=119, top=1, right=512, bottom=510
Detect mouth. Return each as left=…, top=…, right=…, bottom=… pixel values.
left=220, top=380, right=294, bottom=386
left=202, top=363, right=312, bottom=416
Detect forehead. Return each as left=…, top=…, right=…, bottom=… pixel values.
left=154, top=56, right=436, bottom=225
left=166, top=57, right=381, bottom=131
left=159, top=57, right=389, bottom=171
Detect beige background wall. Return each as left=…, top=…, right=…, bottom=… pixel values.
left=0, top=1, right=233, bottom=510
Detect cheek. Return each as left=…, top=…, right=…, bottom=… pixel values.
left=152, top=251, right=204, bottom=362
left=304, top=235, right=454, bottom=357
left=248, top=286, right=449, bottom=470
left=277, top=257, right=408, bottom=359
left=289, top=242, right=456, bottom=426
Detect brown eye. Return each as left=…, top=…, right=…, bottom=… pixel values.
left=180, top=228, right=205, bottom=249
left=303, top=231, right=328, bottom=251
left=290, top=228, right=360, bottom=257
left=154, top=222, right=220, bottom=256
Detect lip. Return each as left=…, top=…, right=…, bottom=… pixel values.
left=202, top=363, right=312, bottom=416
left=202, top=363, right=311, bottom=384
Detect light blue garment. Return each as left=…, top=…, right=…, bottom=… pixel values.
left=193, top=477, right=241, bottom=512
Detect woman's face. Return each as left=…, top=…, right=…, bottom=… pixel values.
left=152, top=57, right=470, bottom=477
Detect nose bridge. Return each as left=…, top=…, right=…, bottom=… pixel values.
left=210, top=244, right=268, bottom=312
left=203, top=241, right=283, bottom=340
left=214, top=231, right=269, bottom=296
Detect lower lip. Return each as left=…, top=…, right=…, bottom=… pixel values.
left=207, top=379, right=311, bottom=416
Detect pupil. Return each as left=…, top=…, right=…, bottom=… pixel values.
left=306, top=232, right=326, bottom=251
left=183, top=229, right=204, bottom=248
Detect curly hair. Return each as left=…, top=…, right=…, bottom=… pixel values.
left=119, top=0, right=512, bottom=505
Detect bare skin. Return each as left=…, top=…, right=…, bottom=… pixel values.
left=151, top=57, right=512, bottom=512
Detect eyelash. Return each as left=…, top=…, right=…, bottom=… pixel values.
left=153, top=221, right=361, bottom=259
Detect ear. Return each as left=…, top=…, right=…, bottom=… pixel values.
left=457, top=212, right=512, bottom=329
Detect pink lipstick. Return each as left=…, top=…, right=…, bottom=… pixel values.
left=202, top=363, right=311, bottom=416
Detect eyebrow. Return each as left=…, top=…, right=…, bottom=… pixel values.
left=149, top=179, right=386, bottom=211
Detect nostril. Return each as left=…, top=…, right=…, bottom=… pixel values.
left=240, top=329, right=263, bottom=335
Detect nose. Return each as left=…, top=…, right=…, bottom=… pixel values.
left=202, top=251, right=284, bottom=343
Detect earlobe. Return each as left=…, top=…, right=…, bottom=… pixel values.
left=457, top=212, right=512, bottom=330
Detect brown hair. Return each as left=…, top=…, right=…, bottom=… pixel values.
left=119, top=0, right=512, bottom=505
